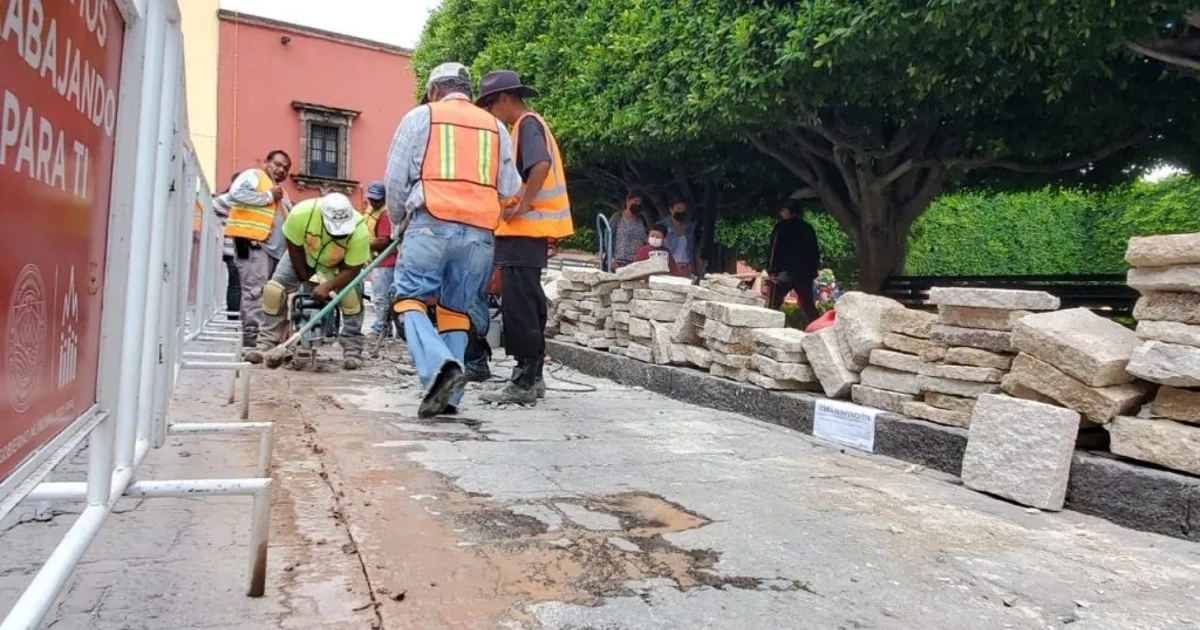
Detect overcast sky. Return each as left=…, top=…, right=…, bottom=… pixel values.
left=219, top=0, right=442, bottom=49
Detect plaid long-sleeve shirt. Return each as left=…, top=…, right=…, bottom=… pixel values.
left=383, top=93, right=521, bottom=236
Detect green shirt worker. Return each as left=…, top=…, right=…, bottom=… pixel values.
left=245, top=192, right=372, bottom=370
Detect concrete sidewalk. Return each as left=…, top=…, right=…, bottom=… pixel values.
left=3, top=342, right=1199, bottom=629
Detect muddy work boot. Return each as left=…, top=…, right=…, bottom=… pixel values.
left=534, top=359, right=546, bottom=399
left=419, top=362, right=466, bottom=419
left=481, top=357, right=539, bottom=406
left=343, top=356, right=364, bottom=371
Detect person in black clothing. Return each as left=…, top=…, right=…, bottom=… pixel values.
left=767, top=199, right=821, bottom=324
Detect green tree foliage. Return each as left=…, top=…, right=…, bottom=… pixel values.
left=416, top=0, right=1200, bottom=289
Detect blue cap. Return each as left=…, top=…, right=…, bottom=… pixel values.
left=366, top=181, right=386, bottom=201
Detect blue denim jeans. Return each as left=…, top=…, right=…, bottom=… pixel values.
left=392, top=211, right=495, bottom=407
left=369, top=266, right=397, bottom=337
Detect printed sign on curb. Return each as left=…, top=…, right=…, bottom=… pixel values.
left=813, top=399, right=878, bottom=453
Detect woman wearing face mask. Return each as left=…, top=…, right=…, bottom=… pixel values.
left=634, top=225, right=677, bottom=271
left=659, top=198, right=696, bottom=277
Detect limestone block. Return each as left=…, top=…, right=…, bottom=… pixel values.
left=558, top=280, right=593, bottom=292
left=917, top=374, right=1002, bottom=399
left=1151, top=387, right=1200, bottom=425
left=711, top=352, right=753, bottom=369
left=627, top=318, right=653, bottom=339
left=563, top=268, right=604, bottom=285
left=917, top=362, right=1004, bottom=384
left=801, top=327, right=859, bottom=398
left=937, top=305, right=1031, bottom=331
left=669, top=296, right=707, bottom=344
left=1108, top=416, right=1200, bottom=476
left=1133, top=292, right=1200, bottom=325
left=648, top=275, right=694, bottom=294
left=620, top=280, right=648, bottom=290
left=682, top=345, right=713, bottom=369
left=883, top=333, right=946, bottom=358
left=705, top=302, right=785, bottom=329
left=833, top=292, right=905, bottom=370
left=924, top=392, right=975, bottom=414
left=710, top=362, right=750, bottom=382
left=851, top=385, right=918, bottom=414
left=759, top=347, right=806, bottom=363
left=702, top=320, right=755, bottom=345
left=630, top=300, right=682, bottom=322
left=633, top=289, right=687, bottom=303
left=751, top=355, right=818, bottom=383
left=943, top=347, right=1013, bottom=371
left=886, top=308, right=938, bottom=339
left=860, top=366, right=921, bottom=395
left=1126, top=233, right=1200, bottom=268
left=1127, top=340, right=1200, bottom=388
left=651, top=322, right=674, bottom=366
left=868, top=349, right=922, bottom=374
left=1127, top=265, right=1200, bottom=294
left=748, top=373, right=814, bottom=391
left=1012, top=308, right=1138, bottom=387
left=1002, top=380, right=1058, bottom=406
left=1136, top=320, right=1200, bottom=349
left=902, top=401, right=971, bottom=428
left=610, top=289, right=632, bottom=304
left=930, top=325, right=1014, bottom=353
left=750, top=328, right=808, bottom=354
left=615, top=257, right=670, bottom=281
left=1004, top=353, right=1148, bottom=424
left=612, top=311, right=631, bottom=325
left=687, top=285, right=761, bottom=306
left=929, top=287, right=1060, bottom=311
left=708, top=339, right=758, bottom=356
left=918, top=346, right=948, bottom=363
left=961, top=394, right=1080, bottom=511
left=624, top=343, right=655, bottom=363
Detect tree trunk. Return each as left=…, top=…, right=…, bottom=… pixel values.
left=853, top=198, right=911, bottom=293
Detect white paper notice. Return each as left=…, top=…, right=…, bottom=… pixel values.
left=812, top=399, right=878, bottom=453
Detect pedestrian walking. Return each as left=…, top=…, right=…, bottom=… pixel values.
left=766, top=199, right=821, bottom=324
left=384, top=62, right=521, bottom=418
left=361, top=181, right=400, bottom=341
left=476, top=69, right=575, bottom=405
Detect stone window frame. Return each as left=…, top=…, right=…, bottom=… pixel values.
left=291, top=101, right=362, bottom=195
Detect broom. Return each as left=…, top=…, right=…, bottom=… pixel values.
left=263, top=239, right=402, bottom=367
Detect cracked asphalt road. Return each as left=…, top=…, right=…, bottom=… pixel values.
left=3, top=340, right=1200, bottom=629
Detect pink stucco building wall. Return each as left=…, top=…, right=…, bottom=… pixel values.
left=216, top=11, right=417, bottom=207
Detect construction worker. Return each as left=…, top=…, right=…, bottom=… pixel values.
left=244, top=192, right=370, bottom=370
left=361, top=181, right=399, bottom=341
left=476, top=70, right=574, bottom=405
left=384, top=62, right=520, bottom=418
left=216, top=150, right=292, bottom=346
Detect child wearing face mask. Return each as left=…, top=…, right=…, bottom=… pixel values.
left=633, top=225, right=675, bottom=269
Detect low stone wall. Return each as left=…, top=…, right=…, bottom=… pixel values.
left=547, top=340, right=1200, bottom=542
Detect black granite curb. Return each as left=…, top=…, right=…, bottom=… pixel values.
left=548, top=340, right=1200, bottom=542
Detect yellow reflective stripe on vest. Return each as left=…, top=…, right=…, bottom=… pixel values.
left=520, top=207, right=572, bottom=221
left=437, top=124, right=456, bottom=179
left=479, top=129, right=493, bottom=185
left=533, top=184, right=567, bottom=202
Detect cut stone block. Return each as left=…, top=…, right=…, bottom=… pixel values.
left=1136, top=320, right=1200, bottom=349
left=1133, top=292, right=1200, bottom=325
left=1127, top=340, right=1200, bottom=388
left=930, top=325, right=1014, bottom=353
left=929, top=287, right=1060, bottom=311
left=937, top=305, right=1030, bottom=331
left=751, top=355, right=818, bottom=383
left=627, top=317, right=652, bottom=339
left=707, top=339, right=758, bottom=356
left=702, top=320, right=755, bottom=345
left=917, top=375, right=1002, bottom=399
left=859, top=366, right=921, bottom=395
left=1108, top=416, right=1200, bottom=476
left=651, top=322, right=674, bottom=366
left=1126, top=233, right=1200, bottom=268
left=759, top=347, right=806, bottom=363
left=1002, top=380, right=1058, bottom=406
left=633, top=289, right=687, bottom=303
left=833, top=292, right=905, bottom=369
left=1127, top=265, right=1200, bottom=294
left=868, top=349, right=922, bottom=373
left=563, top=268, right=604, bottom=285
left=705, top=302, right=785, bottom=329
left=1012, top=308, right=1138, bottom=387
left=1151, top=387, right=1200, bottom=425
left=961, top=394, right=1081, bottom=511
left=710, top=362, right=750, bottom=382
left=748, top=373, right=813, bottom=391
left=924, top=392, right=975, bottom=414
left=648, top=274, right=694, bottom=294
left=630, top=300, right=682, bottom=322
left=615, top=256, right=670, bottom=281
left=943, top=347, right=1014, bottom=371
left=1004, top=353, right=1148, bottom=424
left=883, top=333, right=946, bottom=358
left=851, top=385, right=918, bottom=414
left=624, top=343, right=655, bottom=363
left=886, top=308, right=938, bottom=339
left=801, top=327, right=859, bottom=398
left=750, top=328, right=807, bottom=354
left=609, top=289, right=632, bottom=304
left=682, top=345, right=713, bottom=369
left=711, top=352, right=753, bottom=369
left=918, top=346, right=948, bottom=363
left=917, top=362, right=1004, bottom=383
left=669, top=296, right=706, bottom=344
left=902, top=401, right=971, bottom=428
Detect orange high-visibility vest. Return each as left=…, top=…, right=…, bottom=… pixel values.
left=420, top=100, right=503, bottom=231
left=495, top=112, right=573, bottom=239
left=223, top=169, right=279, bottom=241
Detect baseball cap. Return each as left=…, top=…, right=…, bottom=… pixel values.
left=320, top=193, right=358, bottom=237
left=366, top=181, right=386, bottom=201
left=421, top=62, right=471, bottom=104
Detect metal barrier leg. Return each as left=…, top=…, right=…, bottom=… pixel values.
left=248, top=480, right=273, bottom=597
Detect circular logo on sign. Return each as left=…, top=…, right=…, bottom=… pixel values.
left=7, top=264, right=48, bottom=414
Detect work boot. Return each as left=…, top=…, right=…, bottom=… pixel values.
left=419, top=362, right=466, bottom=419
left=535, top=359, right=546, bottom=399
left=244, top=349, right=264, bottom=365
left=343, top=357, right=364, bottom=370
left=481, top=357, right=539, bottom=406
left=464, top=333, right=492, bottom=382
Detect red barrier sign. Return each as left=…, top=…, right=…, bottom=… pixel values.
left=0, top=0, right=125, bottom=482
